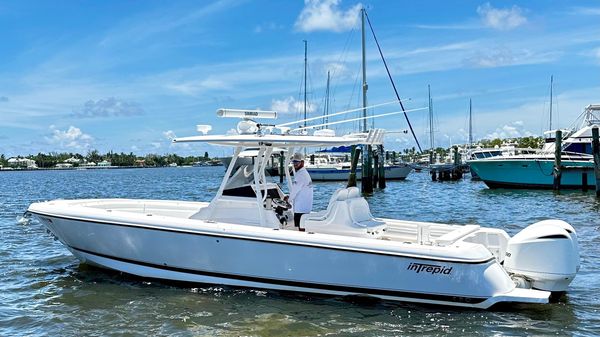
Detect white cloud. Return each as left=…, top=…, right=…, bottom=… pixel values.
left=485, top=121, right=534, bottom=139
left=323, top=62, right=351, bottom=79
left=593, top=47, right=600, bottom=64
left=46, top=125, right=94, bottom=149
left=477, top=3, right=527, bottom=31
left=467, top=47, right=514, bottom=68
left=271, top=96, right=317, bottom=114
left=151, top=142, right=162, bottom=149
left=569, top=7, right=600, bottom=16
left=253, top=22, right=282, bottom=34
left=465, top=47, right=558, bottom=68
left=71, top=97, right=144, bottom=118
left=294, top=0, right=361, bottom=33
left=165, top=78, right=231, bottom=96
left=410, top=23, right=479, bottom=30
left=163, top=130, right=176, bottom=140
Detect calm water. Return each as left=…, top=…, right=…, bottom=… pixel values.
left=1, top=167, right=599, bottom=336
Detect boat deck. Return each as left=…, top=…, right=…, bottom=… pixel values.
left=31, top=197, right=509, bottom=263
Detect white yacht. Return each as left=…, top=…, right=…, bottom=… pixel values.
left=305, top=153, right=412, bottom=181
left=27, top=109, right=580, bottom=309
left=469, top=105, right=600, bottom=189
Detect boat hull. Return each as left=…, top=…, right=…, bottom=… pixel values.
left=29, top=206, right=549, bottom=309
left=470, top=159, right=594, bottom=189
left=308, top=165, right=412, bottom=181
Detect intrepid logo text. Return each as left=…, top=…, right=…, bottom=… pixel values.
left=407, top=262, right=453, bottom=275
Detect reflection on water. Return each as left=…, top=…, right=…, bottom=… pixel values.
left=1, top=167, right=599, bottom=336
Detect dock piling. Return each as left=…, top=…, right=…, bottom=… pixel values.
left=592, top=127, right=600, bottom=196
left=378, top=145, right=386, bottom=189
left=553, top=130, right=562, bottom=190
left=372, top=149, right=379, bottom=188
left=361, top=145, right=373, bottom=194
left=347, top=146, right=361, bottom=188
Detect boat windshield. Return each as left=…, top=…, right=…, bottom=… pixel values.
left=223, top=164, right=280, bottom=199
left=226, top=165, right=256, bottom=190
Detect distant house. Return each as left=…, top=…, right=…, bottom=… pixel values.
left=80, top=162, right=97, bottom=168
left=97, top=160, right=112, bottom=167
left=55, top=163, right=73, bottom=168
left=64, top=157, right=82, bottom=164
left=135, top=159, right=146, bottom=167
left=8, top=157, right=38, bottom=169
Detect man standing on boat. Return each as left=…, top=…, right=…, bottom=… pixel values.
left=285, top=153, right=313, bottom=229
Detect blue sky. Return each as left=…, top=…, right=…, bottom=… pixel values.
left=1, top=0, right=599, bottom=157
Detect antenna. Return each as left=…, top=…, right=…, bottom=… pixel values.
left=361, top=8, right=368, bottom=133
left=303, top=40, right=308, bottom=128
left=216, top=109, right=277, bottom=119
left=469, top=98, right=473, bottom=149
left=549, top=75, right=553, bottom=130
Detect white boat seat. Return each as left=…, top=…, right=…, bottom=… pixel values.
left=433, top=224, right=480, bottom=246
left=306, top=188, right=345, bottom=221
left=301, top=187, right=386, bottom=237
left=347, top=186, right=360, bottom=199
left=347, top=197, right=386, bottom=231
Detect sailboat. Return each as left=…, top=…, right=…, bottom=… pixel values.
left=428, top=87, right=463, bottom=180
left=301, top=13, right=413, bottom=182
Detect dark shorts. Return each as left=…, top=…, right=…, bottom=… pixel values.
left=294, top=213, right=306, bottom=227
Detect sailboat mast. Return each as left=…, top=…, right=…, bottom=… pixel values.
left=549, top=75, right=553, bottom=131
left=469, top=98, right=473, bottom=149
left=428, top=85, right=434, bottom=151
left=361, top=8, right=368, bottom=133
left=324, top=70, right=330, bottom=127
left=303, top=40, right=308, bottom=128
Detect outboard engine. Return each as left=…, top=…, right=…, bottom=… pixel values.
left=504, top=220, right=580, bottom=292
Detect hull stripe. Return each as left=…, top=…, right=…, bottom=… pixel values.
left=69, top=245, right=488, bottom=305
left=483, top=180, right=592, bottom=189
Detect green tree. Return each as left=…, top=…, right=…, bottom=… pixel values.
left=87, top=149, right=102, bottom=163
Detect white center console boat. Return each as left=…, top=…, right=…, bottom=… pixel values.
left=27, top=109, right=580, bottom=309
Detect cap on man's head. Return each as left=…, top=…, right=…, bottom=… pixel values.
left=292, top=153, right=304, bottom=162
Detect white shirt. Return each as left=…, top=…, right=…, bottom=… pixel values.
left=290, top=166, right=313, bottom=213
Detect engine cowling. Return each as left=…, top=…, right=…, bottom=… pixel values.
left=504, top=220, right=580, bottom=292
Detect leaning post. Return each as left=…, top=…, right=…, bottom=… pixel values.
left=553, top=130, right=562, bottom=191
left=592, top=127, right=600, bottom=196
left=347, top=146, right=361, bottom=188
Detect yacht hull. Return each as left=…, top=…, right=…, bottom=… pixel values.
left=28, top=202, right=549, bottom=309
left=470, top=159, right=594, bottom=189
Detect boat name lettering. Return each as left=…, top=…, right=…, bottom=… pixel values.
left=407, top=262, right=452, bottom=275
